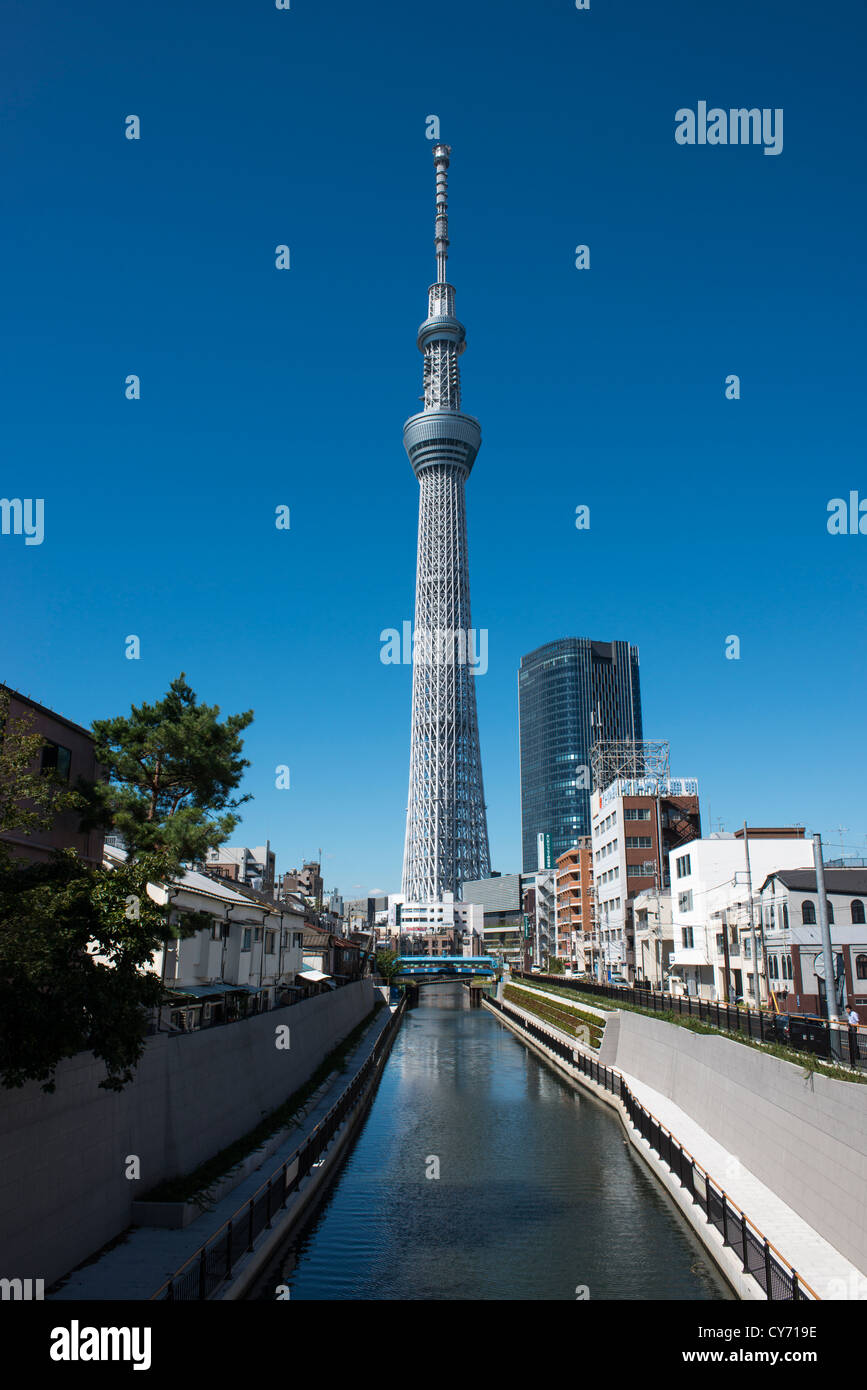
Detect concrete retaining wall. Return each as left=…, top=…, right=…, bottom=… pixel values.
left=0, top=981, right=374, bottom=1287
left=484, top=998, right=756, bottom=1298
left=611, top=1009, right=867, bottom=1273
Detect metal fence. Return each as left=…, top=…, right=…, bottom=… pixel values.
left=150, top=996, right=406, bottom=1300
left=487, top=994, right=817, bottom=1301
left=513, top=971, right=866, bottom=1071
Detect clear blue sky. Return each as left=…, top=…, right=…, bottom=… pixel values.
left=2, top=0, right=866, bottom=896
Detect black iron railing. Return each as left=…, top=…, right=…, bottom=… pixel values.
left=487, top=994, right=818, bottom=1302
left=513, top=971, right=866, bottom=1071
left=150, top=996, right=406, bottom=1300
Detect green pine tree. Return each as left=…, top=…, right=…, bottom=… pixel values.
left=86, top=673, right=254, bottom=869
left=0, top=677, right=255, bottom=1091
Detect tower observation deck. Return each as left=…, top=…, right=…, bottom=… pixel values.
left=401, top=143, right=491, bottom=903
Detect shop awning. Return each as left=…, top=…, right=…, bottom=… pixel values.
left=164, top=984, right=227, bottom=1000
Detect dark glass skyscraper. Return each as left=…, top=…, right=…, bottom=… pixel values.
left=518, top=639, right=643, bottom=871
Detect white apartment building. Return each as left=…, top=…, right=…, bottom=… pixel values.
left=205, top=842, right=276, bottom=891
left=633, top=889, right=673, bottom=989
left=668, top=831, right=813, bottom=1004
left=396, top=893, right=483, bottom=938
left=590, top=774, right=700, bottom=981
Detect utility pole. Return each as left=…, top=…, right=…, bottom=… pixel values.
left=814, top=834, right=841, bottom=1036
left=721, top=907, right=732, bottom=1003
left=742, top=822, right=762, bottom=1007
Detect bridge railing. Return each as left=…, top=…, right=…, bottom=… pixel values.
left=486, top=994, right=817, bottom=1302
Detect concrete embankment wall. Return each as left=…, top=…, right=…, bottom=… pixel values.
left=0, top=980, right=374, bottom=1287
left=608, top=1009, right=867, bottom=1274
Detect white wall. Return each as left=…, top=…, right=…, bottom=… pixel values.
left=0, top=981, right=374, bottom=1288
left=670, top=838, right=813, bottom=998
left=609, top=1008, right=867, bottom=1274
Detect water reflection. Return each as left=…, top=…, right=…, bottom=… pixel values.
left=255, top=983, right=732, bottom=1301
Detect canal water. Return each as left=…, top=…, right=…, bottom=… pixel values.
left=254, top=984, right=732, bottom=1300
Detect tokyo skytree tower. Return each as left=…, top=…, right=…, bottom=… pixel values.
left=401, top=143, right=491, bottom=902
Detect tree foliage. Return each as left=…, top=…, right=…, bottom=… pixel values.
left=86, top=673, right=253, bottom=869
left=0, top=688, right=85, bottom=837
left=375, top=949, right=401, bottom=983
left=0, top=677, right=254, bottom=1092
left=0, top=849, right=170, bottom=1091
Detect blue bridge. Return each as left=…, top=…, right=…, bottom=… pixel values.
left=394, top=955, right=499, bottom=980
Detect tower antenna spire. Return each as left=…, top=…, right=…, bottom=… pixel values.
left=433, top=142, right=451, bottom=283
left=402, top=143, right=490, bottom=904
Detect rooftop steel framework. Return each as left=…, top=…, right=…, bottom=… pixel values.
left=590, top=739, right=671, bottom=792
left=401, top=144, right=491, bottom=902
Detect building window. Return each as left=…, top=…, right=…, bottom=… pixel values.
left=857, top=955, right=867, bottom=981
left=265, top=931, right=276, bottom=955
left=242, top=928, right=252, bottom=950
left=625, top=808, right=651, bottom=821
left=802, top=900, right=816, bottom=925
left=676, top=854, right=691, bottom=879
left=827, top=901, right=834, bottom=925
left=626, top=836, right=652, bottom=848
left=743, top=936, right=752, bottom=959
left=682, top=927, right=694, bottom=949
left=40, top=740, right=72, bottom=782
left=678, top=891, right=693, bottom=912
left=852, top=900, right=866, bottom=925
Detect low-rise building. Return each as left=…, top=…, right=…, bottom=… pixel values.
left=633, top=889, right=673, bottom=989
left=669, top=829, right=812, bottom=1005
left=282, top=860, right=323, bottom=905
left=397, top=893, right=483, bottom=946
left=206, top=842, right=276, bottom=892
left=759, top=867, right=867, bottom=1020
left=302, top=924, right=363, bottom=987
left=102, top=846, right=307, bottom=1031
left=0, top=684, right=104, bottom=867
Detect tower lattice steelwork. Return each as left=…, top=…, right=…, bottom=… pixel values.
left=401, top=143, right=490, bottom=902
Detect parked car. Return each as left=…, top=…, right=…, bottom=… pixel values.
left=609, top=973, right=629, bottom=986
left=786, top=1013, right=829, bottom=1053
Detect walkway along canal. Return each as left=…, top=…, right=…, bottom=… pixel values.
left=251, top=982, right=732, bottom=1300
